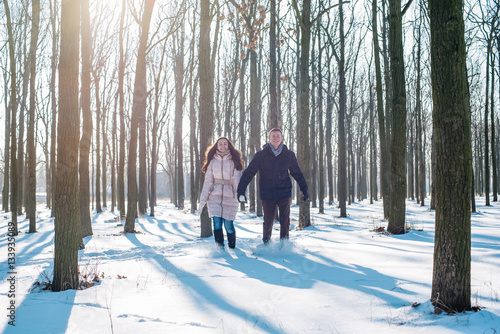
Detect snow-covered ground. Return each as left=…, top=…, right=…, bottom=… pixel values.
left=1, top=197, right=499, bottom=333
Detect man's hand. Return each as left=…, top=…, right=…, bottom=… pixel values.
left=302, top=192, right=309, bottom=202
left=238, top=194, right=247, bottom=203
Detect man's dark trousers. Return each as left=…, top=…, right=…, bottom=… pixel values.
left=262, top=197, right=291, bottom=242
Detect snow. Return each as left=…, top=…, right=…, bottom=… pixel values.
left=1, top=197, right=499, bottom=333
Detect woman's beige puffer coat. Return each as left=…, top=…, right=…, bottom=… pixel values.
left=200, top=153, right=242, bottom=221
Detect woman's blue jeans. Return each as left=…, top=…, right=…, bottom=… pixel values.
left=212, top=217, right=235, bottom=234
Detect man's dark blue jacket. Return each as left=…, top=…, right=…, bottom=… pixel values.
left=237, top=143, right=308, bottom=201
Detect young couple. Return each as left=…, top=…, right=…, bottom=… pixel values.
left=199, top=128, right=309, bottom=249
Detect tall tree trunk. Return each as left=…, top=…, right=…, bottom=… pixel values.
left=4, top=0, right=18, bottom=235
left=189, top=8, right=199, bottom=214
left=27, top=0, right=40, bottom=232
left=111, top=99, right=117, bottom=212
left=18, top=17, right=29, bottom=216
left=249, top=45, right=259, bottom=214
left=484, top=39, right=491, bottom=206
left=372, top=0, right=390, bottom=218
left=491, top=56, right=497, bottom=202
left=3, top=71, right=10, bottom=212
left=94, top=75, right=102, bottom=213
left=125, top=0, right=155, bottom=233
left=326, top=73, right=334, bottom=205
left=310, top=46, right=317, bottom=208
left=318, top=22, right=325, bottom=214
left=294, top=0, right=311, bottom=227
left=80, top=0, right=93, bottom=237
left=430, top=0, right=472, bottom=312
left=174, top=30, right=185, bottom=210
left=53, top=0, right=81, bottom=292
left=269, top=0, right=278, bottom=129
left=199, top=0, right=215, bottom=238
left=150, top=41, right=167, bottom=217
left=118, top=0, right=126, bottom=220
left=238, top=53, right=248, bottom=212
left=337, top=1, right=347, bottom=218
left=417, top=12, right=425, bottom=207
left=50, top=0, right=58, bottom=217
left=102, top=115, right=108, bottom=209
left=387, top=0, right=407, bottom=234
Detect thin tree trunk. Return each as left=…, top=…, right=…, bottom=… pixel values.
left=50, top=0, right=58, bottom=217
left=318, top=22, right=325, bottom=214
left=491, top=56, right=497, bottom=202
left=4, top=0, right=18, bottom=235
left=118, top=0, right=126, bottom=220
left=27, top=0, right=40, bottom=232
left=94, top=75, right=102, bottom=213
left=174, top=29, right=185, bottom=210
left=417, top=14, right=425, bottom=207
left=326, top=73, right=334, bottom=205
left=485, top=39, right=491, bottom=206
left=3, top=70, right=10, bottom=212
left=80, top=0, right=93, bottom=237
left=372, top=0, right=390, bottom=217
left=125, top=0, right=155, bottom=233
left=387, top=0, right=407, bottom=234
left=269, top=0, right=278, bottom=129
left=338, top=1, right=347, bottom=218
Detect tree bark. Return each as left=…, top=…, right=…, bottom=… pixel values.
left=338, top=1, right=347, bottom=218
left=317, top=22, right=325, bottom=214
left=49, top=0, right=58, bottom=217
left=4, top=0, right=18, bottom=235
left=118, top=0, right=126, bottom=220
left=294, top=0, right=312, bottom=227
left=174, top=29, right=185, bottom=210
left=199, top=0, right=215, bottom=238
left=26, top=0, right=40, bottom=232
left=484, top=39, right=491, bottom=206
left=80, top=0, right=93, bottom=237
left=94, top=75, right=102, bottom=213
left=269, top=0, right=279, bottom=129
left=125, top=0, right=155, bottom=233
left=387, top=0, right=407, bottom=234
left=372, top=0, right=390, bottom=217
left=53, top=0, right=81, bottom=291
left=491, top=56, right=497, bottom=202
left=430, top=0, right=472, bottom=312
left=2, top=70, right=10, bottom=212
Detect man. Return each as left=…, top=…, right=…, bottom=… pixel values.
left=237, top=128, right=309, bottom=243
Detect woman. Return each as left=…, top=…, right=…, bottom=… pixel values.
left=199, top=137, right=243, bottom=249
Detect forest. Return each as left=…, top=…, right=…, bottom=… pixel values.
left=1, top=0, right=499, bottom=318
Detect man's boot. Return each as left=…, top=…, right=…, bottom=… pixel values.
left=213, top=229, right=224, bottom=248
left=227, top=231, right=236, bottom=249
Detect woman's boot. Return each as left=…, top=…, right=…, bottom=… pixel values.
left=227, top=231, right=236, bottom=249
left=213, top=229, right=224, bottom=248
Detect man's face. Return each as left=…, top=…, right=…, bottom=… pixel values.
left=269, top=131, right=283, bottom=149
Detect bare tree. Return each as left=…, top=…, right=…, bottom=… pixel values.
left=199, top=0, right=216, bottom=238
left=26, top=0, right=40, bottom=232
left=4, top=0, right=19, bottom=235
left=430, top=0, right=472, bottom=313
left=125, top=0, right=155, bottom=233
left=53, top=0, right=81, bottom=292
left=80, top=0, right=93, bottom=237
left=387, top=0, right=407, bottom=234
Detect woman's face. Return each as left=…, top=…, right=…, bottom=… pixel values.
left=217, top=139, right=229, bottom=152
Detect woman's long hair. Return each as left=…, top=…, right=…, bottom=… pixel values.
left=201, top=137, right=244, bottom=173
